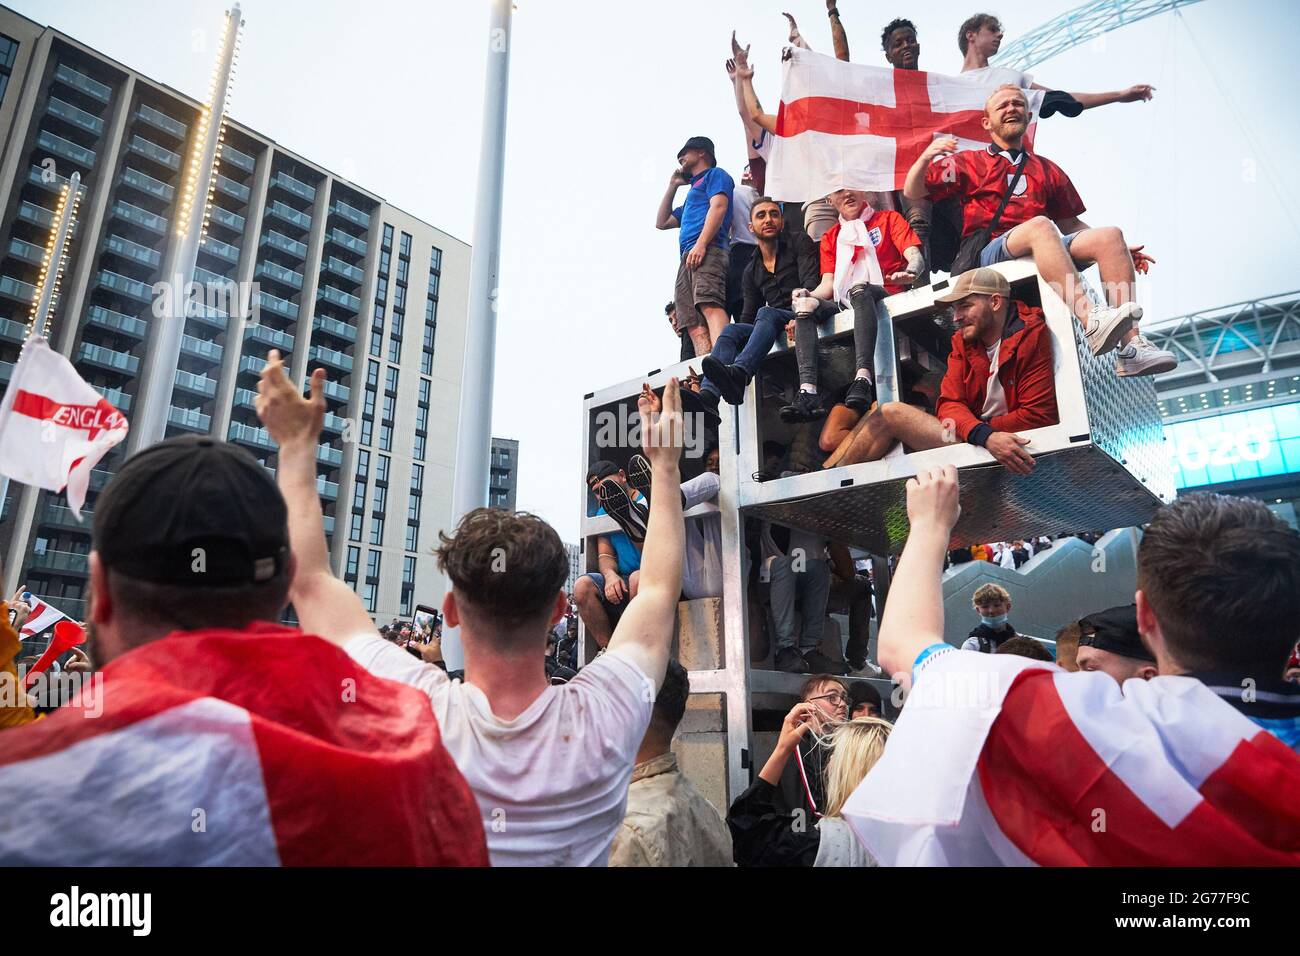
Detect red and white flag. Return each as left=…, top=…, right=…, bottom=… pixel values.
left=766, top=48, right=1045, bottom=201
left=0, top=623, right=489, bottom=866
left=843, top=650, right=1300, bottom=865
left=0, top=336, right=128, bottom=518
left=18, top=593, right=68, bottom=638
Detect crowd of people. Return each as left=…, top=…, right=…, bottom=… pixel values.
left=0, top=7, right=1297, bottom=870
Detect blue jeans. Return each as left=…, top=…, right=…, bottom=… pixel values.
left=700, top=306, right=789, bottom=398
left=981, top=228, right=1080, bottom=267
left=769, top=556, right=831, bottom=652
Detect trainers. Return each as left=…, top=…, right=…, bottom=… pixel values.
left=625, top=453, right=652, bottom=498
left=775, top=647, right=808, bottom=673
left=700, top=356, right=751, bottom=405
left=1083, top=302, right=1141, bottom=356
left=595, top=478, right=648, bottom=542
left=843, top=376, right=877, bottom=412
left=1114, top=334, right=1178, bottom=377
left=680, top=386, right=721, bottom=424
left=779, top=390, right=828, bottom=424
left=803, top=649, right=847, bottom=675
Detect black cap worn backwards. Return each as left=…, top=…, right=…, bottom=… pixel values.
left=94, top=435, right=289, bottom=587
left=1078, top=604, right=1155, bottom=663
left=677, top=135, right=716, bottom=161
left=586, top=459, right=620, bottom=483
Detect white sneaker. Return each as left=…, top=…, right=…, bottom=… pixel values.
left=1114, top=334, right=1178, bottom=377
left=1084, top=302, right=1142, bottom=356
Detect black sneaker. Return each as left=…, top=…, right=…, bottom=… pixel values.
left=595, top=478, right=649, bottom=542
left=843, top=376, right=877, bottom=412
left=680, top=387, right=721, bottom=424
left=779, top=391, right=827, bottom=424
left=625, top=453, right=652, bottom=499
left=803, top=649, right=847, bottom=675
left=775, top=647, right=808, bottom=673
left=701, top=356, right=751, bottom=406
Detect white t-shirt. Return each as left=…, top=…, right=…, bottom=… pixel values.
left=962, top=65, right=1034, bottom=90
left=981, top=343, right=1008, bottom=419
left=681, top=472, right=722, bottom=600
left=731, top=184, right=758, bottom=247
left=344, top=635, right=654, bottom=866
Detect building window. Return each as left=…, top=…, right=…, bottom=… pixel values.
left=355, top=449, right=370, bottom=480
left=376, top=454, right=390, bottom=485
left=367, top=359, right=380, bottom=388
left=360, top=416, right=373, bottom=445
left=363, top=583, right=378, bottom=612
left=344, top=546, right=360, bottom=584
left=370, top=515, right=385, bottom=544
left=400, top=555, right=416, bottom=616
left=367, top=549, right=381, bottom=581
left=379, top=424, right=392, bottom=451
left=351, top=479, right=367, bottom=511
left=413, top=433, right=426, bottom=460
left=349, top=511, right=364, bottom=541
left=405, top=522, right=419, bottom=553
left=0, top=34, right=18, bottom=106
left=385, top=366, right=399, bottom=394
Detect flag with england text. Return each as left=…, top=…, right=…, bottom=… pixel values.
left=0, top=336, right=128, bottom=518
left=766, top=47, right=1045, bottom=201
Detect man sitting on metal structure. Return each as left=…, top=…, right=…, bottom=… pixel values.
left=575, top=460, right=646, bottom=649
left=820, top=267, right=1058, bottom=474
left=903, top=84, right=1177, bottom=377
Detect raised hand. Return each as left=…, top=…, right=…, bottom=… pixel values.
left=1119, top=84, right=1155, bottom=103
left=922, top=137, right=959, bottom=163
left=257, top=349, right=325, bottom=448
left=1130, top=244, right=1155, bottom=275
left=639, top=378, right=683, bottom=470
left=782, top=12, right=801, bottom=43
left=905, top=465, right=961, bottom=533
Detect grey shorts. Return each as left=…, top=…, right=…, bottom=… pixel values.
left=673, top=243, right=728, bottom=331
left=981, top=228, right=1080, bottom=267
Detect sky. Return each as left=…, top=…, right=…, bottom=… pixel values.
left=15, top=0, right=1300, bottom=542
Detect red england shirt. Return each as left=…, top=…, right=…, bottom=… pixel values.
left=819, top=208, right=921, bottom=295
left=923, top=145, right=1086, bottom=241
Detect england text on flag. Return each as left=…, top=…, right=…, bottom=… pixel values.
left=0, top=336, right=128, bottom=518
left=765, top=47, right=1045, bottom=202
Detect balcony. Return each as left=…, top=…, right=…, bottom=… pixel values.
left=37, top=130, right=95, bottom=169
left=186, top=302, right=229, bottom=331
left=17, top=201, right=55, bottom=229
left=244, top=323, right=295, bottom=352
left=215, top=173, right=250, bottom=203
left=193, top=266, right=234, bottom=291
left=200, top=235, right=241, bottom=265
left=209, top=205, right=246, bottom=234
left=312, top=315, right=358, bottom=343
left=309, top=345, right=353, bottom=373
left=168, top=405, right=211, bottom=432
left=86, top=305, right=147, bottom=338
left=0, top=317, right=27, bottom=342
left=258, top=290, right=299, bottom=321
left=0, top=274, right=37, bottom=303
left=321, top=379, right=350, bottom=403
left=323, top=256, right=365, bottom=284
left=317, top=443, right=343, bottom=466
left=261, top=230, right=307, bottom=259
left=128, top=135, right=181, bottom=171
left=180, top=334, right=223, bottom=363
left=255, top=260, right=303, bottom=290
left=47, top=96, right=104, bottom=135
left=135, top=103, right=187, bottom=140
left=317, top=284, right=360, bottom=313
left=174, top=368, right=217, bottom=397
left=322, top=514, right=335, bottom=534
left=27, top=549, right=89, bottom=574
left=233, top=386, right=259, bottom=410
left=111, top=199, right=168, bottom=235
left=27, top=163, right=73, bottom=195
left=53, top=63, right=112, bottom=103
left=271, top=171, right=316, bottom=203
left=238, top=354, right=267, bottom=377
left=221, top=144, right=256, bottom=174
left=266, top=201, right=311, bottom=232
left=119, top=165, right=174, bottom=202
left=78, top=342, right=139, bottom=375
left=103, top=233, right=161, bottom=269
left=329, top=200, right=370, bottom=229
left=0, top=361, right=12, bottom=384
left=88, top=468, right=115, bottom=491
left=7, top=238, right=45, bottom=265
left=96, top=269, right=154, bottom=304
left=40, top=501, right=94, bottom=530
left=93, top=384, right=132, bottom=411
left=317, top=475, right=339, bottom=500
left=228, top=420, right=274, bottom=450
left=326, top=228, right=366, bottom=256
left=321, top=410, right=349, bottom=435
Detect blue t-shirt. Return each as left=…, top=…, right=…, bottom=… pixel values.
left=672, top=166, right=734, bottom=255
left=593, top=504, right=643, bottom=573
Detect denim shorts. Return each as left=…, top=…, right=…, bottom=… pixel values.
left=980, top=228, right=1080, bottom=267
left=580, top=571, right=627, bottom=623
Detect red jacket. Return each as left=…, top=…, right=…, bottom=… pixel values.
left=936, top=301, right=1059, bottom=446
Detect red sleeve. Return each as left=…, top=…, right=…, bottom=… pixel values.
left=988, top=313, right=1059, bottom=433
left=923, top=152, right=968, bottom=201
left=885, top=210, right=921, bottom=255
left=1044, top=160, right=1086, bottom=223
left=819, top=227, right=837, bottom=277
left=935, top=339, right=982, bottom=443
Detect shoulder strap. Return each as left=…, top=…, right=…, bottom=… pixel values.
left=985, top=150, right=1030, bottom=239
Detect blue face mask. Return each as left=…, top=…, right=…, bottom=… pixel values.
left=981, top=614, right=1009, bottom=628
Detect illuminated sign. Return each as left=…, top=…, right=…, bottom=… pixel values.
left=1165, top=401, right=1300, bottom=489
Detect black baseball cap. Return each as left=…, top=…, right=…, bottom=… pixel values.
left=94, top=435, right=289, bottom=587
left=1078, top=604, right=1155, bottom=663
left=677, top=136, right=716, bottom=161
left=586, top=459, right=621, bottom=483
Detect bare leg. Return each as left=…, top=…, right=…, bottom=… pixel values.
left=820, top=405, right=863, bottom=453
left=701, top=304, right=731, bottom=349
left=1003, top=216, right=1092, bottom=325
left=688, top=323, right=713, bottom=357
left=1063, top=226, right=1139, bottom=345
left=825, top=402, right=950, bottom=468
left=574, top=575, right=613, bottom=648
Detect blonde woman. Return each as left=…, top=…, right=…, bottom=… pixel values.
left=727, top=700, right=891, bottom=866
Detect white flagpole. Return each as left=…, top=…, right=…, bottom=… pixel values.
left=442, top=0, right=512, bottom=671
left=135, top=4, right=243, bottom=447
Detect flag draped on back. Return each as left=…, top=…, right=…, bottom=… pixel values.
left=766, top=48, right=1044, bottom=201
left=842, top=649, right=1300, bottom=866
left=0, top=336, right=128, bottom=517
left=0, top=623, right=490, bottom=866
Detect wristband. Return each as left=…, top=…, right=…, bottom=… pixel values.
left=828, top=7, right=840, bottom=17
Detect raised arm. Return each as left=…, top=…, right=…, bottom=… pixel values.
left=257, top=350, right=375, bottom=645
left=904, top=137, right=957, bottom=201
left=733, top=47, right=778, bottom=135
left=826, top=1, right=850, bottom=62
left=878, top=466, right=961, bottom=676
left=605, top=380, right=684, bottom=691
left=656, top=169, right=687, bottom=230
left=1032, top=83, right=1153, bottom=111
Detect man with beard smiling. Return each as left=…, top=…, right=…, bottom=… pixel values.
left=821, top=267, right=1058, bottom=473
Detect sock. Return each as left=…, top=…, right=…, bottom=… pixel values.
left=855, top=368, right=873, bottom=383
left=800, top=384, right=817, bottom=395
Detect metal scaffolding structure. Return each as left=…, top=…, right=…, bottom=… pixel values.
left=1146, top=291, right=1300, bottom=389
left=993, top=0, right=1205, bottom=71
